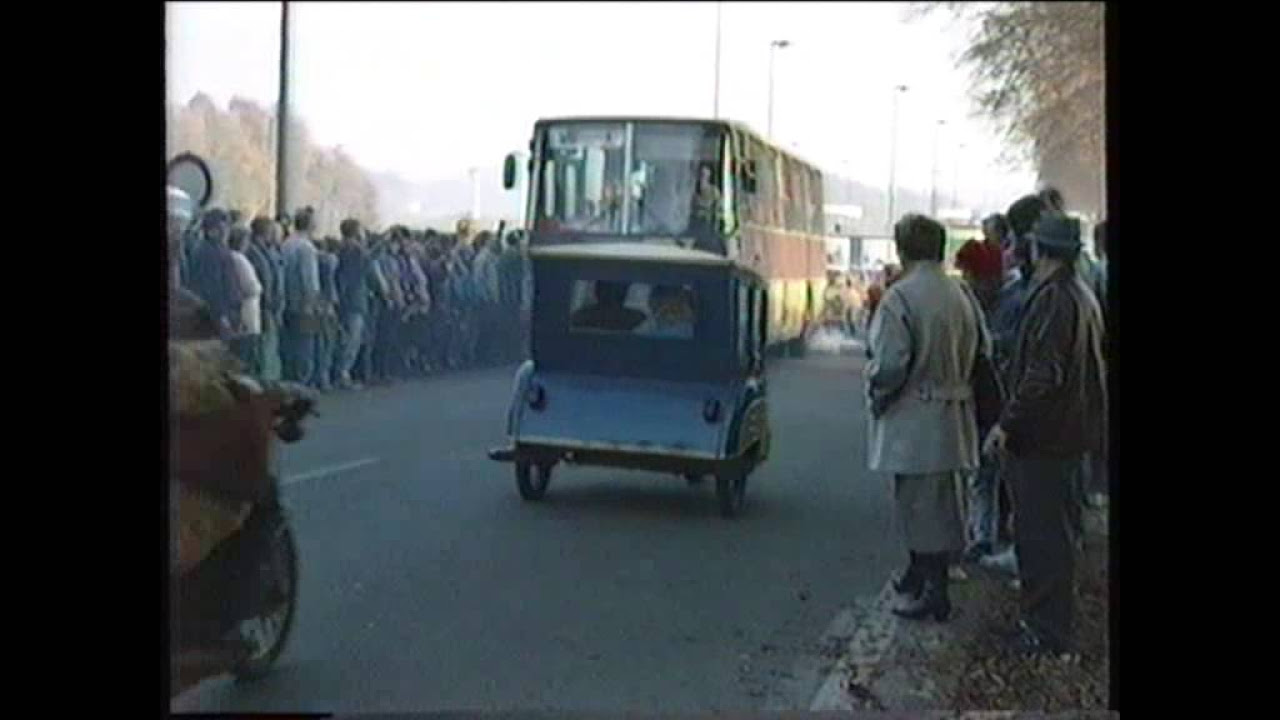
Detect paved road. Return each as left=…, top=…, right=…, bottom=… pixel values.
left=173, top=349, right=901, bottom=713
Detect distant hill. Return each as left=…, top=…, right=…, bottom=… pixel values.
left=370, top=165, right=522, bottom=230
left=822, top=174, right=934, bottom=237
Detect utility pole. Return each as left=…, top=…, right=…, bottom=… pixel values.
left=275, top=1, right=291, bottom=218
left=713, top=1, right=723, bottom=118
left=930, top=119, right=946, bottom=217
left=767, top=40, right=790, bottom=139
left=886, top=84, right=908, bottom=233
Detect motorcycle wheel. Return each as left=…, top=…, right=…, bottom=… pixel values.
left=232, top=513, right=299, bottom=682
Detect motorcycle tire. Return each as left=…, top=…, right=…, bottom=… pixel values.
left=232, top=511, right=299, bottom=682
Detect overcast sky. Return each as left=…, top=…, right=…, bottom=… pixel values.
left=166, top=1, right=1038, bottom=213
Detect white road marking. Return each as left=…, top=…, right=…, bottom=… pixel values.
left=808, top=577, right=900, bottom=712
left=282, top=457, right=381, bottom=486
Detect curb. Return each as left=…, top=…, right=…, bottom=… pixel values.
left=808, top=580, right=900, bottom=712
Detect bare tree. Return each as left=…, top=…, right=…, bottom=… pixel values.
left=167, top=94, right=381, bottom=232
left=914, top=2, right=1104, bottom=172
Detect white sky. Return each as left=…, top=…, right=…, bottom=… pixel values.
left=166, top=1, right=1037, bottom=213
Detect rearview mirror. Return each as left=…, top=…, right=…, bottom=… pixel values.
left=741, top=160, right=758, bottom=194
left=167, top=152, right=213, bottom=209
left=503, top=154, right=517, bottom=190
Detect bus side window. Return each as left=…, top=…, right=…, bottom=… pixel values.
left=773, top=152, right=784, bottom=229
left=745, top=137, right=761, bottom=225
left=722, top=131, right=737, bottom=237
left=756, top=286, right=768, bottom=357
left=542, top=159, right=557, bottom=218
left=781, top=154, right=792, bottom=230
left=749, top=136, right=769, bottom=226
left=738, top=280, right=751, bottom=367
left=565, top=162, right=579, bottom=219
left=810, top=168, right=823, bottom=235
left=794, top=161, right=808, bottom=233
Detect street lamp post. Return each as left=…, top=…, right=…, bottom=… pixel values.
left=952, top=142, right=966, bottom=210
left=886, top=84, right=908, bottom=233
left=767, top=39, right=790, bottom=139
left=469, top=167, right=479, bottom=221
left=930, top=119, right=946, bottom=217
left=713, top=1, right=723, bottom=118
left=275, top=0, right=291, bottom=217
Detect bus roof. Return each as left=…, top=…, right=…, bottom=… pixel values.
left=532, top=116, right=822, bottom=172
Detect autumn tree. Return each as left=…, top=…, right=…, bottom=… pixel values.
left=167, top=94, right=381, bottom=234
left=913, top=2, right=1105, bottom=208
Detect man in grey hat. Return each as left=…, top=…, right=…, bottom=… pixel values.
left=983, top=211, right=1107, bottom=657
left=867, top=214, right=989, bottom=623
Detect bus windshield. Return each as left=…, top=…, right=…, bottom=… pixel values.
left=535, top=121, right=724, bottom=241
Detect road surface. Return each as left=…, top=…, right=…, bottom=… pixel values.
left=173, top=348, right=902, bottom=713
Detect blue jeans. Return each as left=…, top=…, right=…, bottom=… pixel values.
left=314, top=320, right=337, bottom=389
left=282, top=319, right=316, bottom=385
left=373, top=306, right=400, bottom=380
left=229, top=334, right=262, bottom=376
left=339, top=313, right=366, bottom=381
left=260, top=313, right=282, bottom=382
left=966, top=459, right=1001, bottom=552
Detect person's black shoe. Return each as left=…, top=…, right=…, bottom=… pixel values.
left=892, top=568, right=922, bottom=597
left=891, top=554, right=950, bottom=622
left=891, top=579, right=951, bottom=622
left=891, top=552, right=923, bottom=596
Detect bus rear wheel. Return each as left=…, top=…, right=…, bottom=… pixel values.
left=516, top=462, right=552, bottom=501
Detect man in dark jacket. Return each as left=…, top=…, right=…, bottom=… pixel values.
left=187, top=209, right=244, bottom=332
left=335, top=219, right=372, bottom=389
left=983, top=212, right=1107, bottom=658
left=241, top=218, right=276, bottom=377
left=371, top=233, right=405, bottom=382
left=424, top=238, right=452, bottom=372
left=398, top=232, right=432, bottom=375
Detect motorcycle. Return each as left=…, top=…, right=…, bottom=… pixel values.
left=171, top=377, right=316, bottom=696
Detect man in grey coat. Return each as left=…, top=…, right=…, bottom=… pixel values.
left=867, top=215, right=990, bottom=622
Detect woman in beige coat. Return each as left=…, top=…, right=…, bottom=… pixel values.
left=866, top=215, right=990, bottom=622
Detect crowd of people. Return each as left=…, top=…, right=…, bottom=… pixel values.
left=864, top=187, right=1109, bottom=660
left=176, top=207, right=531, bottom=391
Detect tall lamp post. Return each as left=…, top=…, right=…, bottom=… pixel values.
left=952, top=142, right=966, bottom=211
left=713, top=1, right=723, bottom=118
left=469, top=167, right=479, bottom=221
left=767, top=39, right=791, bottom=139
left=930, top=119, right=946, bottom=217
left=886, top=84, right=908, bottom=233
left=275, top=0, right=291, bottom=217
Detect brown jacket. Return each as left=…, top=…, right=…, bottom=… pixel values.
left=1000, top=263, right=1107, bottom=458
